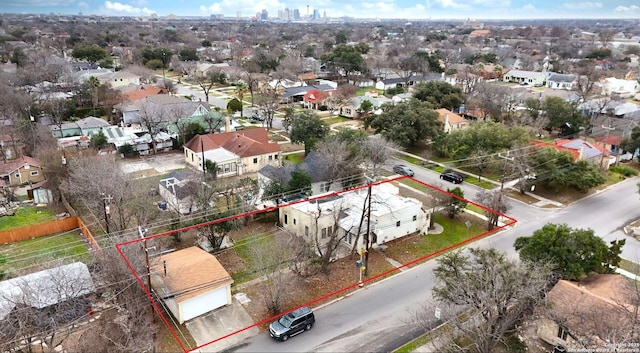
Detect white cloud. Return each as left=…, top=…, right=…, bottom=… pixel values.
left=431, top=0, right=471, bottom=10
left=104, top=1, right=155, bottom=14
left=613, top=5, right=640, bottom=12
left=561, top=2, right=603, bottom=10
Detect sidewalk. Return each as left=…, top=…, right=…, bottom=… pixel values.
left=394, top=149, right=563, bottom=208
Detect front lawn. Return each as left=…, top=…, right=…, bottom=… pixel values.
left=322, top=116, right=350, bottom=125
left=283, top=152, right=305, bottom=164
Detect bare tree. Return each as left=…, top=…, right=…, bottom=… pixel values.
left=309, top=199, right=349, bottom=274
left=474, top=189, right=510, bottom=231
left=247, top=233, right=294, bottom=315
left=137, top=101, right=169, bottom=154
left=431, top=248, right=554, bottom=353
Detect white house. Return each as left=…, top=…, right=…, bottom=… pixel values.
left=278, top=183, right=429, bottom=255
left=99, top=71, right=141, bottom=88
left=150, top=247, right=233, bottom=324
left=0, top=262, right=95, bottom=322
left=502, top=70, right=546, bottom=86
left=601, top=77, right=639, bottom=98
left=546, top=73, right=577, bottom=90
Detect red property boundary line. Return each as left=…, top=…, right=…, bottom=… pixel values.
left=115, top=176, right=517, bottom=353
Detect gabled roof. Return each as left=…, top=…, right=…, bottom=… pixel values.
left=504, top=70, right=545, bottom=78
left=122, top=86, right=167, bottom=101
left=0, top=156, right=41, bottom=175
left=284, top=84, right=335, bottom=98
left=259, top=151, right=330, bottom=185
left=547, top=73, right=576, bottom=83
left=75, top=116, right=110, bottom=130
left=150, top=247, right=233, bottom=304
left=184, top=128, right=280, bottom=157
left=557, top=139, right=605, bottom=159
left=0, top=262, right=95, bottom=320
left=436, top=108, right=466, bottom=125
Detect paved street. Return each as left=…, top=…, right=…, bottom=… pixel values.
left=221, top=164, right=640, bottom=352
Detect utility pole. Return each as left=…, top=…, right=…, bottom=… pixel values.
left=138, top=226, right=155, bottom=323
left=497, top=151, right=514, bottom=192
left=200, top=137, right=206, bottom=180
left=363, top=172, right=375, bottom=277
left=161, top=49, right=167, bottom=89
left=101, top=193, right=112, bottom=235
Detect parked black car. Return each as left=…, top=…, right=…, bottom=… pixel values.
left=269, top=306, right=315, bottom=341
left=440, top=172, right=464, bottom=184
left=393, top=164, right=415, bottom=177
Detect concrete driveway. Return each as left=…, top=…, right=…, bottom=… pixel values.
left=119, top=152, right=187, bottom=176
left=185, top=298, right=259, bottom=352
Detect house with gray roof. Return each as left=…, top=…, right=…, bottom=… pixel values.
left=159, top=170, right=199, bottom=214
left=546, top=73, right=577, bottom=90
left=116, top=94, right=209, bottom=126
left=340, top=95, right=392, bottom=118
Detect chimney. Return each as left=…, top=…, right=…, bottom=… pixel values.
left=444, top=113, right=449, bottom=126
left=225, top=114, right=231, bottom=133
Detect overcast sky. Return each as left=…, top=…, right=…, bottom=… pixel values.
left=2, top=0, right=640, bottom=19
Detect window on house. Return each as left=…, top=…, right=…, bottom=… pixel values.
left=293, top=218, right=296, bottom=225
left=321, top=228, right=327, bottom=239
left=284, top=214, right=288, bottom=224
left=30, top=171, right=39, bottom=177
left=269, top=155, right=272, bottom=161
left=413, top=215, right=417, bottom=221
left=305, top=226, right=309, bottom=237
left=14, top=173, right=20, bottom=178
left=327, top=226, right=333, bottom=236
left=231, top=163, right=237, bottom=172
left=253, top=158, right=258, bottom=164
left=274, top=154, right=279, bottom=160
left=396, top=221, right=401, bottom=227
left=557, top=326, right=568, bottom=341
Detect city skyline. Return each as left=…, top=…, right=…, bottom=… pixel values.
left=2, top=0, right=640, bottom=20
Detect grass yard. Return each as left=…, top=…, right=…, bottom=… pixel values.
left=384, top=213, right=487, bottom=265
left=283, top=152, right=305, bottom=164
left=0, top=231, right=94, bottom=277
left=355, top=87, right=383, bottom=96
left=322, top=116, right=350, bottom=125
left=0, top=206, right=56, bottom=231
left=230, top=232, right=275, bottom=284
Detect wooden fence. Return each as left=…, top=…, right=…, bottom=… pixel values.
left=0, top=216, right=101, bottom=252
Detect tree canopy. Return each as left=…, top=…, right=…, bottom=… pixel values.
left=433, top=247, right=553, bottom=353
left=412, top=81, right=463, bottom=111
left=289, top=109, right=329, bottom=154
left=365, top=98, right=441, bottom=147
left=514, top=223, right=625, bottom=281
left=529, top=147, right=605, bottom=192
left=541, top=96, right=586, bottom=135
left=433, top=121, right=529, bottom=160
left=71, top=44, right=108, bottom=63
left=321, top=44, right=368, bottom=82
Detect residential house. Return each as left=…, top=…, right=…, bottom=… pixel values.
left=99, top=71, right=141, bottom=88
left=120, top=86, right=167, bottom=101
left=284, top=84, right=335, bottom=104
left=589, top=116, right=638, bottom=161
left=258, top=151, right=351, bottom=200
left=533, top=274, right=637, bottom=352
left=278, top=182, right=429, bottom=256
left=159, top=171, right=200, bottom=214
left=546, top=73, right=577, bottom=90
left=116, top=94, right=209, bottom=126
left=0, top=156, right=45, bottom=187
left=469, top=29, right=492, bottom=38
left=532, top=139, right=606, bottom=166
left=183, top=128, right=281, bottom=177
left=150, top=247, right=233, bottom=324
left=502, top=70, right=546, bottom=86
left=601, top=77, right=639, bottom=98
left=0, top=262, right=95, bottom=323
left=50, top=116, right=111, bottom=138
left=436, top=108, right=469, bottom=133
left=374, top=73, right=441, bottom=91
left=340, top=95, right=392, bottom=118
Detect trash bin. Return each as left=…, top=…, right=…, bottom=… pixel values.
left=158, top=201, right=167, bottom=210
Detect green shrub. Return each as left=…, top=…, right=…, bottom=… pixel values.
left=610, top=165, right=638, bottom=177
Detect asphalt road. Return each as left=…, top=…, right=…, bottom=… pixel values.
left=222, top=163, right=640, bottom=352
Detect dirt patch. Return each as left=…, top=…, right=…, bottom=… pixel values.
left=278, top=142, right=304, bottom=153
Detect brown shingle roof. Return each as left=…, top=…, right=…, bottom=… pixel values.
left=150, top=247, right=233, bottom=304
left=0, top=156, right=41, bottom=175
left=123, top=86, right=167, bottom=101
left=436, top=108, right=466, bottom=124
left=184, top=128, right=280, bottom=157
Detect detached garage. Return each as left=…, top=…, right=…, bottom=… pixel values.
left=151, top=246, right=233, bottom=324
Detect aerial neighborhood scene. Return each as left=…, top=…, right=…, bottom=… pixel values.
left=2, top=0, right=640, bottom=352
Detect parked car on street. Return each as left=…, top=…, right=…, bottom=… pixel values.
left=269, top=306, right=315, bottom=341
left=440, top=172, right=464, bottom=184
left=393, top=165, right=415, bottom=177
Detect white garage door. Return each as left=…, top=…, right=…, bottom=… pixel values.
left=181, top=286, right=229, bottom=322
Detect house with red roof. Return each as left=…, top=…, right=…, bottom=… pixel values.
left=183, top=128, right=281, bottom=177
left=532, top=138, right=607, bottom=167
left=436, top=108, right=469, bottom=133
left=0, top=156, right=44, bottom=187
